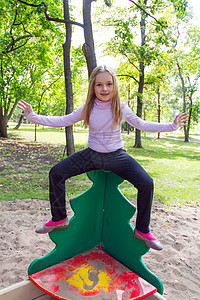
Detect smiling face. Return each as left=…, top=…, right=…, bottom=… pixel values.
left=94, top=71, right=114, bottom=102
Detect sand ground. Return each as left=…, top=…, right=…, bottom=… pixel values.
left=0, top=199, right=199, bottom=299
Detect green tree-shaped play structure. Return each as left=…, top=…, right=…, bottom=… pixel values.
left=28, top=170, right=163, bottom=294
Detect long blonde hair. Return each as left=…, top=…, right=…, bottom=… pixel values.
left=82, top=65, right=122, bottom=128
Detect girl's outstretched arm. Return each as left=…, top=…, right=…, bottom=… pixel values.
left=173, top=112, right=188, bottom=127
left=17, top=99, right=84, bottom=128
left=124, top=105, right=189, bottom=133
left=17, top=100, right=33, bottom=117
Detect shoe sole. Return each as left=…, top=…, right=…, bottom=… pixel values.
left=36, top=224, right=69, bottom=234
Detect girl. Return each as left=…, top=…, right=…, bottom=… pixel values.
left=18, top=65, right=188, bottom=251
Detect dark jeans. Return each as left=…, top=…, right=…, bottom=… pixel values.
left=49, top=148, right=154, bottom=233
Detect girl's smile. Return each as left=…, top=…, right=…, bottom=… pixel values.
left=94, top=71, right=114, bottom=102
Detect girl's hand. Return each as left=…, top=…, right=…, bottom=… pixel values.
left=17, top=100, right=33, bottom=117
left=174, top=112, right=189, bottom=127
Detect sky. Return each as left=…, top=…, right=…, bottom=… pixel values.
left=189, top=0, right=200, bottom=23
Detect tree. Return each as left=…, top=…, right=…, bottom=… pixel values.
left=134, top=0, right=147, bottom=148
left=0, top=1, right=31, bottom=137
left=15, top=0, right=99, bottom=155
left=129, top=0, right=188, bottom=146
left=96, top=0, right=188, bottom=147
left=16, top=0, right=81, bottom=155
left=171, top=21, right=200, bottom=141
left=63, top=0, right=75, bottom=156
left=0, top=0, right=63, bottom=137
left=100, top=0, right=163, bottom=147
left=176, top=59, right=200, bottom=141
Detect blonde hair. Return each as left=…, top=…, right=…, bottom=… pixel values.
left=82, top=65, right=122, bottom=128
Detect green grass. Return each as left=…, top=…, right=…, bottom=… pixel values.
left=7, top=122, right=88, bottom=147
left=0, top=123, right=199, bottom=206
left=120, top=133, right=200, bottom=205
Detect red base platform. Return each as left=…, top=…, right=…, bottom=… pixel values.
left=29, top=247, right=156, bottom=300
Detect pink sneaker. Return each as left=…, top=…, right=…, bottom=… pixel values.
left=35, top=218, right=69, bottom=234
left=134, top=229, right=163, bottom=250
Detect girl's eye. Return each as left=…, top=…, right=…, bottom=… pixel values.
left=96, top=84, right=101, bottom=86
left=108, top=83, right=113, bottom=86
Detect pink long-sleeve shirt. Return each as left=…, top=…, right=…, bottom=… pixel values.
left=27, top=98, right=178, bottom=153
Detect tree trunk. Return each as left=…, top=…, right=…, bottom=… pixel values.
left=186, top=90, right=193, bottom=141
left=186, top=106, right=192, bottom=140
left=177, top=61, right=189, bottom=142
left=0, top=114, right=8, bottom=137
left=157, top=87, right=161, bottom=139
left=63, top=0, right=75, bottom=156
left=127, top=85, right=131, bottom=135
left=134, top=64, right=144, bottom=148
left=0, top=97, right=17, bottom=138
left=82, top=0, right=97, bottom=78
left=14, top=115, right=24, bottom=130
left=134, top=1, right=147, bottom=148
left=143, top=109, right=146, bottom=138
